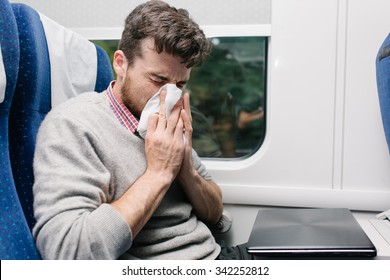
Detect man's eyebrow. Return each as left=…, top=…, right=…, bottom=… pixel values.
left=151, top=73, right=188, bottom=84
left=151, top=73, right=169, bottom=81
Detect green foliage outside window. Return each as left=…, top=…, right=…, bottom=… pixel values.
left=187, top=37, right=267, bottom=158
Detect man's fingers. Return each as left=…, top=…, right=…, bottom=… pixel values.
left=166, top=97, right=183, bottom=133
left=156, top=89, right=167, bottom=130
left=183, top=92, right=192, bottom=123
left=174, top=116, right=184, bottom=141
left=146, top=113, right=159, bottom=134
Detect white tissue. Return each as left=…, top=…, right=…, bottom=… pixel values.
left=137, top=84, right=182, bottom=138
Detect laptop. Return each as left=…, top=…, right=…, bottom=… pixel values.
left=246, top=208, right=377, bottom=258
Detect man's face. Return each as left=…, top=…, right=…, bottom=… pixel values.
left=120, top=38, right=191, bottom=118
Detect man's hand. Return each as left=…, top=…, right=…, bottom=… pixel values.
left=111, top=89, right=187, bottom=238
left=177, top=92, right=194, bottom=181
left=145, top=89, right=185, bottom=183
left=177, top=92, right=223, bottom=224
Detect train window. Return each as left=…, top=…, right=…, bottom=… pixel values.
left=93, top=36, right=267, bottom=159
left=187, top=37, right=267, bottom=159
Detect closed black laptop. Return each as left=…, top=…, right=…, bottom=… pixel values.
left=246, top=208, right=376, bottom=258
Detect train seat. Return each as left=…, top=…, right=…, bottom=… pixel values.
left=9, top=3, right=114, bottom=231
left=7, top=3, right=229, bottom=259
left=0, top=0, right=40, bottom=260
left=9, top=3, right=51, bottom=231
left=376, top=33, right=390, bottom=152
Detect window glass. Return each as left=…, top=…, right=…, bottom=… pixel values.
left=93, top=36, right=267, bottom=159
left=187, top=37, right=267, bottom=158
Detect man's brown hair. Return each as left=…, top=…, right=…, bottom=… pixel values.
left=118, top=0, right=211, bottom=68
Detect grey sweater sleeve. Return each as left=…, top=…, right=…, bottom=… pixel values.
left=32, top=111, right=132, bottom=259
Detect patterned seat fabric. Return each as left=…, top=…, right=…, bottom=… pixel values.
left=0, top=0, right=40, bottom=260
left=9, top=3, right=51, bottom=231
left=9, top=3, right=114, bottom=231
left=376, top=33, right=390, bottom=152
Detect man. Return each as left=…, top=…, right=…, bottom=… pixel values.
left=33, top=0, right=225, bottom=260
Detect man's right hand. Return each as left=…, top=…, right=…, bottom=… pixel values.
left=144, top=89, right=186, bottom=183
left=110, top=89, right=186, bottom=238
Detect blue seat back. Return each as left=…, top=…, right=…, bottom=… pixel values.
left=9, top=3, right=114, bottom=231
left=376, top=33, right=390, bottom=152
left=0, top=0, right=40, bottom=260
left=95, top=44, right=114, bottom=92
left=10, top=3, right=51, bottom=231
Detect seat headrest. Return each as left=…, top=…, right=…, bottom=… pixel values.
left=39, top=14, right=98, bottom=107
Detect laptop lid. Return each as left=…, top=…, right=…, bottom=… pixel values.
left=246, top=208, right=376, bottom=258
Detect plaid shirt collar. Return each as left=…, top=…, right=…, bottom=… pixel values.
left=105, top=81, right=139, bottom=134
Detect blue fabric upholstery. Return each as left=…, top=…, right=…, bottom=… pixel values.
left=376, top=33, right=390, bottom=152
left=0, top=0, right=40, bottom=260
left=9, top=3, right=114, bottom=233
left=95, top=44, right=114, bottom=92
left=9, top=3, right=51, bottom=231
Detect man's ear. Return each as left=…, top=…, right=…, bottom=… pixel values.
left=113, top=50, right=127, bottom=79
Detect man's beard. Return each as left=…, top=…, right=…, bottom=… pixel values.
left=120, top=74, right=142, bottom=119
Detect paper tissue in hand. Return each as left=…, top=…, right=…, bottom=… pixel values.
left=137, top=83, right=182, bottom=138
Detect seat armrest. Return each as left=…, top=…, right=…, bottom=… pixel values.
left=209, top=210, right=233, bottom=234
